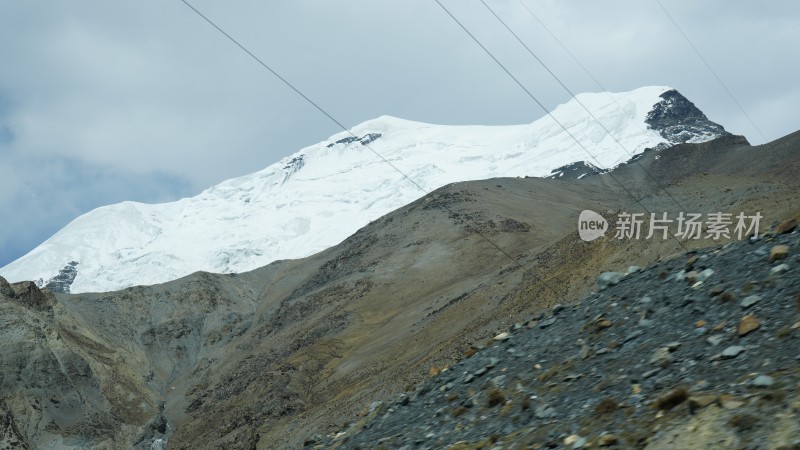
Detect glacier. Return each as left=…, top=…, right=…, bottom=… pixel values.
left=0, top=86, right=729, bottom=293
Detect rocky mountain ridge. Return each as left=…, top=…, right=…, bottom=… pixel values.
left=2, top=128, right=798, bottom=449
left=1, top=87, right=731, bottom=294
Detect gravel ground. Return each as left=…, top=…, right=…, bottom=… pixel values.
left=309, top=224, right=800, bottom=449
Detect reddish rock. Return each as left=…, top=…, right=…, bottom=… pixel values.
left=769, top=245, right=790, bottom=262
left=738, top=315, right=761, bottom=336
left=775, top=218, right=797, bottom=234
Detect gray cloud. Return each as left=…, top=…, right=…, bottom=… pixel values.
left=1, top=0, right=798, bottom=265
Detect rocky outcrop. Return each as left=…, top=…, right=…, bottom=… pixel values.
left=0, top=276, right=13, bottom=299
left=43, top=261, right=79, bottom=294
left=547, top=161, right=605, bottom=180
left=0, top=400, right=30, bottom=450
left=325, top=133, right=382, bottom=148
left=9, top=281, right=52, bottom=310
left=646, top=89, right=731, bottom=144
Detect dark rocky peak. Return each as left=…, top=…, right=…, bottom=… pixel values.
left=359, top=133, right=382, bottom=145
left=646, top=89, right=731, bottom=144
left=281, top=155, right=306, bottom=185
left=282, top=155, right=305, bottom=172
left=43, top=260, right=79, bottom=294
left=326, top=133, right=383, bottom=148
left=547, top=161, right=606, bottom=180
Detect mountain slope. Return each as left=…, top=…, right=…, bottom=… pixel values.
left=1, top=129, right=798, bottom=449
left=317, top=226, right=800, bottom=450
left=0, top=86, right=729, bottom=293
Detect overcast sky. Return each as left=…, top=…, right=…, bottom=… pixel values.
left=1, top=0, right=798, bottom=267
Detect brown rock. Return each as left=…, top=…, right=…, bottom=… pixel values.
left=464, top=347, right=477, bottom=358
left=686, top=270, right=699, bottom=283
left=712, top=322, right=727, bottom=332
left=596, top=435, right=618, bottom=447
left=738, top=315, right=760, bottom=336
left=769, top=245, right=790, bottom=262
left=654, top=387, right=689, bottom=410
left=688, top=394, right=718, bottom=413
left=429, top=366, right=441, bottom=377
left=696, top=320, right=707, bottom=328
left=719, top=395, right=744, bottom=410
left=597, top=319, right=613, bottom=329
left=775, top=218, right=798, bottom=234
left=708, top=285, right=725, bottom=297
left=650, top=347, right=674, bottom=366
left=493, top=332, right=509, bottom=341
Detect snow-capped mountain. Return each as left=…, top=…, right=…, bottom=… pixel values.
left=1, top=86, right=730, bottom=293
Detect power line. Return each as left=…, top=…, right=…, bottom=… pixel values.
left=178, top=0, right=564, bottom=298
left=654, top=0, right=769, bottom=144
left=513, top=0, right=644, bottom=126
left=479, top=0, right=725, bottom=248
left=514, top=0, right=608, bottom=98
left=434, top=0, right=693, bottom=254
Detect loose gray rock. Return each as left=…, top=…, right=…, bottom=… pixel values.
left=539, top=317, right=557, bottom=329
left=741, top=295, right=762, bottom=309
left=664, top=342, right=681, bottom=351
left=597, top=272, right=625, bottom=288
left=623, top=330, right=644, bottom=344
left=695, top=268, right=715, bottom=282
left=535, top=405, right=556, bottom=419
left=721, top=346, right=745, bottom=359
left=752, top=375, right=774, bottom=387
left=642, top=368, right=660, bottom=379
left=770, top=264, right=790, bottom=275
left=650, top=347, right=673, bottom=366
